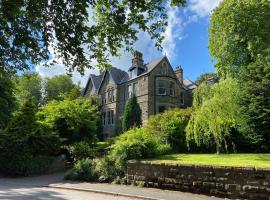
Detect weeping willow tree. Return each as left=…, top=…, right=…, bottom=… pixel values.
left=186, top=78, right=248, bottom=154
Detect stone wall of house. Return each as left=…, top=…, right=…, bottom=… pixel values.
left=127, top=161, right=270, bottom=200
left=148, top=58, right=186, bottom=117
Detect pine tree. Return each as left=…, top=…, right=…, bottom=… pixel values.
left=122, top=96, right=142, bottom=132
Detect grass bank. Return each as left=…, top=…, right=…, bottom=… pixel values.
left=144, top=154, right=270, bottom=169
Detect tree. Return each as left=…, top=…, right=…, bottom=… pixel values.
left=209, top=0, right=270, bottom=151
left=14, top=72, right=42, bottom=105
left=240, top=52, right=270, bottom=151
left=0, top=0, right=186, bottom=74
left=44, top=75, right=77, bottom=102
left=209, top=0, right=270, bottom=77
left=0, top=70, right=16, bottom=129
left=0, top=99, right=61, bottom=176
left=186, top=78, right=248, bottom=154
left=37, top=98, right=101, bottom=145
left=195, top=72, right=219, bottom=85
left=122, top=96, right=142, bottom=132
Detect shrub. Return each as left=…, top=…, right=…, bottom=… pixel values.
left=65, top=158, right=98, bottom=181
left=146, top=108, right=192, bottom=152
left=66, top=127, right=170, bottom=182
left=108, top=128, right=170, bottom=175
left=122, top=96, right=142, bottom=131
left=68, top=141, right=96, bottom=160
left=0, top=100, right=61, bottom=176
left=37, top=98, right=100, bottom=145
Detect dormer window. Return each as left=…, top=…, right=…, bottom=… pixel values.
left=161, top=62, right=167, bottom=75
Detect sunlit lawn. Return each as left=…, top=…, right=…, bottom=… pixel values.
left=145, top=154, right=270, bottom=169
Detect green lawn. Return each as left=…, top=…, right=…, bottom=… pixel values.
left=144, top=154, right=270, bottom=169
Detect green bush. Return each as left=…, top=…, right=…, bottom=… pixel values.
left=66, top=127, right=170, bottom=182
left=68, top=141, right=96, bottom=160
left=122, top=96, right=142, bottom=131
left=65, top=158, right=98, bottom=181
left=146, top=108, right=192, bottom=152
left=0, top=100, right=61, bottom=176
left=37, top=98, right=100, bottom=145
left=108, top=128, right=170, bottom=175
left=0, top=152, right=54, bottom=176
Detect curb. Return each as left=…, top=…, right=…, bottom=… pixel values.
left=45, top=185, right=162, bottom=200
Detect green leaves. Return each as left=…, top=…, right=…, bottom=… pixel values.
left=37, top=98, right=100, bottom=145
left=209, top=0, right=270, bottom=77
left=186, top=79, right=248, bottom=154
left=122, top=96, right=142, bottom=132
left=0, top=0, right=186, bottom=74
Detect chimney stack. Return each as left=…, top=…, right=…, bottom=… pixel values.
left=175, top=65, right=183, bottom=85
left=132, top=51, right=144, bottom=67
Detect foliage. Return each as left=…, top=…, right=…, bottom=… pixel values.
left=195, top=72, right=219, bottom=85
left=186, top=78, right=248, bottom=154
left=107, top=128, right=170, bottom=176
left=0, top=152, right=55, bottom=177
left=0, top=0, right=186, bottom=74
left=68, top=141, right=96, bottom=160
left=66, top=127, right=170, bottom=182
left=44, top=75, right=78, bottom=102
left=0, top=100, right=61, bottom=176
left=209, top=0, right=270, bottom=152
left=0, top=70, right=16, bottom=129
left=146, top=108, right=191, bottom=151
left=37, top=98, right=100, bottom=145
left=209, top=0, right=270, bottom=77
left=122, top=96, right=142, bottom=132
left=14, top=72, right=42, bottom=105
left=240, top=52, right=270, bottom=151
left=65, top=158, right=98, bottom=181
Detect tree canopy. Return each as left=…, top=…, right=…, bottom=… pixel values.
left=44, top=75, right=78, bottom=102
left=209, top=0, right=270, bottom=77
left=0, top=71, right=16, bottom=129
left=209, top=0, right=270, bottom=151
left=186, top=78, right=248, bottom=154
left=14, top=72, right=42, bottom=105
left=0, top=0, right=186, bottom=74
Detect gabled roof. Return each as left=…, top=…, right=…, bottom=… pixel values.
left=83, top=55, right=196, bottom=96
left=83, top=73, right=103, bottom=96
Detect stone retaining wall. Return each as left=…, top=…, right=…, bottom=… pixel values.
left=127, top=161, right=270, bottom=200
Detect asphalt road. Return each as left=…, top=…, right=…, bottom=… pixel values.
left=0, top=173, right=223, bottom=200
left=0, top=186, right=142, bottom=200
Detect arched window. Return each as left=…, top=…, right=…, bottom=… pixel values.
left=161, top=62, right=167, bottom=75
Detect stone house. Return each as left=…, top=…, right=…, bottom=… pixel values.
left=83, top=51, right=196, bottom=137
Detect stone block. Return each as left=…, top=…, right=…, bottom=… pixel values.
left=225, top=184, right=241, bottom=192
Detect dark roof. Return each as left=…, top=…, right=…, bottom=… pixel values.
left=83, top=73, right=103, bottom=96
left=84, top=55, right=196, bottom=96
left=183, top=79, right=197, bottom=90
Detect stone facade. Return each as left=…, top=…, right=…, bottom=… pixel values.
left=127, top=161, right=270, bottom=200
left=83, top=51, right=196, bottom=137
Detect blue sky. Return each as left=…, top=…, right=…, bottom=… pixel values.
left=36, top=0, right=222, bottom=86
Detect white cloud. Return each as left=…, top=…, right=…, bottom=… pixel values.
left=162, top=5, right=183, bottom=59
left=189, top=0, right=223, bottom=17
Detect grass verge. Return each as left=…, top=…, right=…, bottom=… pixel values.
left=144, top=154, right=270, bottom=169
